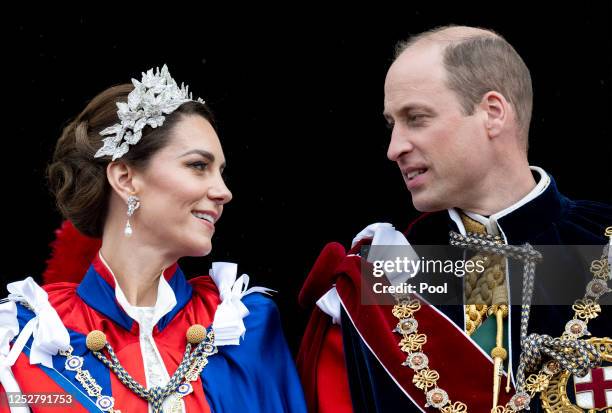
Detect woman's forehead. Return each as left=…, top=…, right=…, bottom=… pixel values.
left=167, top=116, right=223, bottom=154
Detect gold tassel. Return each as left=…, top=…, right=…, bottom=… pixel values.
left=489, top=285, right=509, bottom=409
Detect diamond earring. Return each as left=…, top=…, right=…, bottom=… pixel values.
left=124, top=195, right=141, bottom=236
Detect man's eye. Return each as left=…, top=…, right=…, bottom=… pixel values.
left=409, top=114, right=426, bottom=122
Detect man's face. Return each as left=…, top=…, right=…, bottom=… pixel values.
left=384, top=43, right=491, bottom=212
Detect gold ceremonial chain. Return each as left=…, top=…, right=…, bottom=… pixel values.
left=391, top=229, right=611, bottom=412
left=391, top=295, right=468, bottom=412
left=494, top=230, right=611, bottom=412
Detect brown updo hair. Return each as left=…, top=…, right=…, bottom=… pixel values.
left=47, top=83, right=215, bottom=238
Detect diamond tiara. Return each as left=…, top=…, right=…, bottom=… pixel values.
left=94, top=65, right=205, bottom=161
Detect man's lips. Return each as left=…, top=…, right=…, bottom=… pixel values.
left=401, top=166, right=429, bottom=190
left=401, top=166, right=428, bottom=181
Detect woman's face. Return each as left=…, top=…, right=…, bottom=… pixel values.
left=131, top=114, right=232, bottom=257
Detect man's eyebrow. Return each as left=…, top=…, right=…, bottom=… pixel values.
left=384, top=104, right=433, bottom=120
left=401, top=104, right=434, bottom=114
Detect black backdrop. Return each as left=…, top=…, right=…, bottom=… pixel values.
left=4, top=5, right=611, bottom=353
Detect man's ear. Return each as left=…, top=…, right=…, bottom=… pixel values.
left=106, top=161, right=139, bottom=201
left=479, top=91, right=509, bottom=139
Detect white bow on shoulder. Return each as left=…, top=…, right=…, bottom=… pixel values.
left=3, top=277, right=70, bottom=368
left=0, top=277, right=70, bottom=413
left=210, top=262, right=274, bottom=346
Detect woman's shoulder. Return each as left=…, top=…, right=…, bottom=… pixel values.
left=242, top=290, right=280, bottom=318
left=189, top=274, right=220, bottom=296
left=0, top=278, right=72, bottom=374
left=188, top=271, right=279, bottom=319
left=188, top=266, right=281, bottom=348
left=1, top=278, right=97, bottom=345
left=1, top=278, right=79, bottom=321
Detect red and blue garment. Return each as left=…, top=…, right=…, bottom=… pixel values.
left=0, top=228, right=307, bottom=412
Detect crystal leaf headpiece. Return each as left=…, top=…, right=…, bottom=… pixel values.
left=94, top=64, right=205, bottom=161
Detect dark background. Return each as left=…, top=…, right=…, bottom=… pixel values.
left=4, top=6, right=611, bottom=353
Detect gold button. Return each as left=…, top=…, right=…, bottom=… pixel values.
left=86, top=330, right=107, bottom=352
left=186, top=324, right=206, bottom=344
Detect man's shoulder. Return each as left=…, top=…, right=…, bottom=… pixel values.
left=525, top=190, right=612, bottom=245
left=560, top=197, right=612, bottom=242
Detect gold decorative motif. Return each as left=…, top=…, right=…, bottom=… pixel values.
left=59, top=346, right=121, bottom=412
left=524, top=373, right=550, bottom=393
left=412, top=368, right=440, bottom=390
left=441, top=401, right=468, bottom=413
left=470, top=229, right=609, bottom=413
left=76, top=369, right=102, bottom=397
left=491, top=346, right=508, bottom=360
left=572, top=299, right=601, bottom=321
left=540, top=337, right=612, bottom=412
left=392, top=297, right=468, bottom=411
left=399, top=333, right=427, bottom=353
left=465, top=304, right=488, bottom=335
left=590, top=259, right=610, bottom=280
left=392, top=299, right=421, bottom=319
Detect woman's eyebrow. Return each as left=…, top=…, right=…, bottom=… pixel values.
left=178, top=149, right=215, bottom=162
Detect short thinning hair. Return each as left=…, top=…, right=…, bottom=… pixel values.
left=395, top=26, right=533, bottom=147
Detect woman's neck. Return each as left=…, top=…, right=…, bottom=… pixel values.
left=99, top=240, right=175, bottom=307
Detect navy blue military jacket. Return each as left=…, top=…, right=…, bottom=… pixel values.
left=340, top=175, right=611, bottom=412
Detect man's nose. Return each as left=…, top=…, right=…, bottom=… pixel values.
left=387, top=126, right=414, bottom=162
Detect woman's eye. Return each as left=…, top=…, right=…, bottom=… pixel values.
left=189, top=161, right=208, bottom=171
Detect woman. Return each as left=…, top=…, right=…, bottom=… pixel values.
left=0, top=66, right=307, bottom=412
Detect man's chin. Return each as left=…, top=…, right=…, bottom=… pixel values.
left=410, top=193, right=449, bottom=213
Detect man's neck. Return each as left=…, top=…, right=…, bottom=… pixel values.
left=461, top=165, right=538, bottom=217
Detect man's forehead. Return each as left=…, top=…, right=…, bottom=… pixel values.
left=390, top=42, right=444, bottom=76
left=384, top=80, right=441, bottom=104
left=384, top=49, right=447, bottom=111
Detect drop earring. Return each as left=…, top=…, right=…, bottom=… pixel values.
left=124, top=195, right=141, bottom=236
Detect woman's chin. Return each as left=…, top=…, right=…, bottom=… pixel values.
left=180, top=239, right=213, bottom=258
left=195, top=245, right=213, bottom=257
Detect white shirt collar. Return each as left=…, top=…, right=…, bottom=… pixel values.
left=448, top=166, right=551, bottom=237
left=98, top=252, right=176, bottom=331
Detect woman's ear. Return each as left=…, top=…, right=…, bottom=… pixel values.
left=106, top=161, right=139, bottom=201
left=479, top=91, right=508, bottom=139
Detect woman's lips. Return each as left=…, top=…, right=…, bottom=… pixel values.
left=192, top=212, right=216, bottom=231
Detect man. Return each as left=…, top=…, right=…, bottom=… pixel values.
left=297, top=26, right=611, bottom=412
